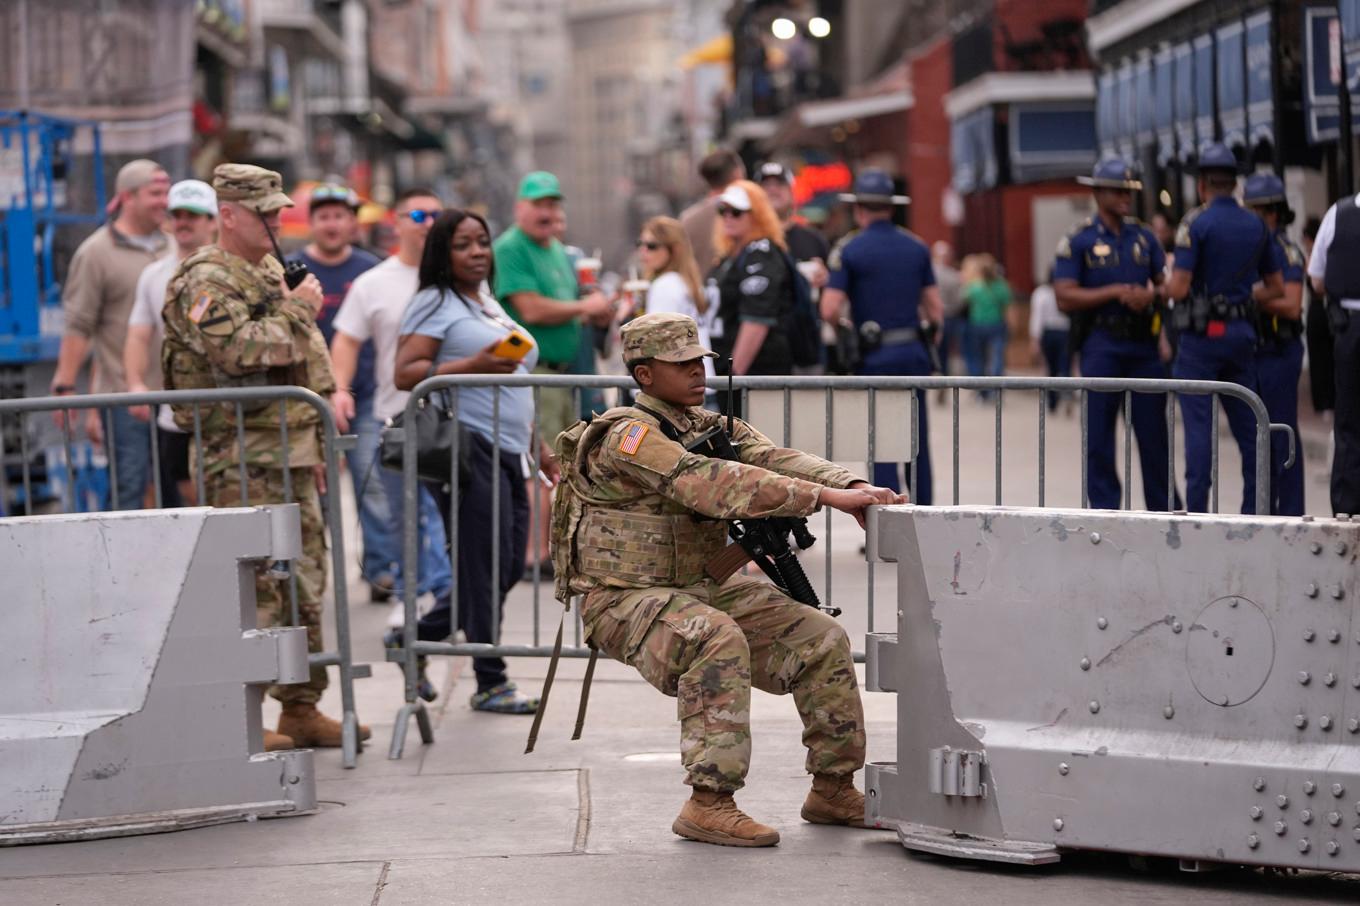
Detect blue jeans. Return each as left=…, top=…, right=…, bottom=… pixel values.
left=376, top=468, right=453, bottom=599
left=348, top=393, right=400, bottom=582
left=966, top=322, right=1007, bottom=381
left=107, top=406, right=152, bottom=510
left=1173, top=323, right=1260, bottom=514
left=1080, top=330, right=1178, bottom=511
left=1256, top=338, right=1305, bottom=516
left=861, top=343, right=932, bottom=505
left=942, top=316, right=969, bottom=375
left=1039, top=327, right=1071, bottom=411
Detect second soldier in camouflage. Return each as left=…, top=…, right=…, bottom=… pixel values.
left=550, top=312, right=904, bottom=847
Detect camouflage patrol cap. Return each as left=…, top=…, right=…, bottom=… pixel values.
left=212, top=163, right=293, bottom=213
left=621, top=313, right=717, bottom=364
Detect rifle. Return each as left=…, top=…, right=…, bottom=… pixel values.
left=686, top=365, right=841, bottom=617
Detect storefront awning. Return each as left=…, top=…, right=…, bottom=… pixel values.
left=1154, top=47, right=1176, bottom=165
left=796, top=90, right=913, bottom=128
left=1245, top=12, right=1274, bottom=151
left=1217, top=22, right=1247, bottom=151
left=1173, top=42, right=1195, bottom=157
left=1193, top=35, right=1215, bottom=150
left=950, top=107, right=997, bottom=194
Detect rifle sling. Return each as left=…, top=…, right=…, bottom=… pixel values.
left=524, top=611, right=566, bottom=754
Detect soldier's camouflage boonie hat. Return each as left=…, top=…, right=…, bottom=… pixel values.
left=622, top=313, right=717, bottom=364
left=212, top=163, right=294, bottom=214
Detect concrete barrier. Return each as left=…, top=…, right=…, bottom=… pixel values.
left=0, top=505, right=316, bottom=845
left=866, top=505, right=1360, bottom=873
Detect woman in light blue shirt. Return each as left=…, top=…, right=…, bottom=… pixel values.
left=392, top=209, right=558, bottom=714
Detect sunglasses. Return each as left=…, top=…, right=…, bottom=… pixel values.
left=716, top=205, right=749, bottom=219
left=311, top=184, right=358, bottom=206
left=403, top=209, right=442, bottom=224
left=635, top=240, right=664, bottom=251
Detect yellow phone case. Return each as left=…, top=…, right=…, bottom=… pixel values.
left=493, top=331, right=533, bottom=361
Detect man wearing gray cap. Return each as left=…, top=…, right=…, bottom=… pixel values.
left=50, top=158, right=170, bottom=509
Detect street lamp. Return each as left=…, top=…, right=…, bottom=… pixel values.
left=771, top=17, right=797, bottom=40
left=808, top=16, right=831, bottom=38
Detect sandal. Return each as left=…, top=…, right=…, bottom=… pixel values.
left=470, top=682, right=539, bottom=714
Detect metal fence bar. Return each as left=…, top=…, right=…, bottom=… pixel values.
left=952, top=388, right=960, bottom=505
left=59, top=412, right=76, bottom=512
left=531, top=386, right=542, bottom=647
left=1123, top=390, right=1133, bottom=511
left=1166, top=393, right=1176, bottom=511
left=19, top=413, right=33, bottom=516
left=824, top=385, right=834, bottom=613
left=0, top=415, right=9, bottom=517
left=1211, top=394, right=1220, bottom=514
left=192, top=405, right=206, bottom=504
left=104, top=408, right=120, bottom=510
left=148, top=409, right=163, bottom=510
left=234, top=402, right=247, bottom=505
left=0, top=388, right=364, bottom=770
left=491, top=390, right=502, bottom=647
left=867, top=387, right=876, bottom=634
left=1037, top=393, right=1046, bottom=507
left=993, top=389, right=1002, bottom=506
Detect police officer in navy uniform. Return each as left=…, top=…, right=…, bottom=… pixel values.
left=1054, top=158, right=1178, bottom=511
left=1244, top=173, right=1306, bottom=516
left=1307, top=186, right=1360, bottom=515
left=1166, top=143, right=1284, bottom=514
left=820, top=169, right=941, bottom=503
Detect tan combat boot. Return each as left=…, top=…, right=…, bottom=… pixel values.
left=672, top=790, right=780, bottom=847
left=263, top=730, right=295, bottom=752
left=277, top=704, right=372, bottom=748
left=801, top=773, right=874, bottom=827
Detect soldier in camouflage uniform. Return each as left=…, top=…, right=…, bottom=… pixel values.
left=551, top=312, right=905, bottom=847
left=162, top=163, right=370, bottom=752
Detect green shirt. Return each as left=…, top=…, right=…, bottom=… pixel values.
left=492, top=226, right=580, bottom=365
left=964, top=278, right=1012, bottom=327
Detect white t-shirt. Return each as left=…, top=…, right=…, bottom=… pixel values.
left=645, top=271, right=717, bottom=380
left=333, top=255, right=421, bottom=422
left=1307, top=193, right=1360, bottom=310
left=127, top=253, right=181, bottom=433
left=1028, top=284, right=1068, bottom=338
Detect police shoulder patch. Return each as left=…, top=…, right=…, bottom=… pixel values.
left=1285, top=242, right=1305, bottom=267
left=739, top=274, right=770, bottom=296
left=1174, top=221, right=1192, bottom=249
left=1055, top=235, right=1073, bottom=259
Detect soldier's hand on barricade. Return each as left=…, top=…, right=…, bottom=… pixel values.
left=285, top=273, right=324, bottom=314
left=850, top=481, right=908, bottom=506
left=821, top=485, right=902, bottom=528
left=468, top=339, right=521, bottom=374
left=331, top=390, right=356, bottom=434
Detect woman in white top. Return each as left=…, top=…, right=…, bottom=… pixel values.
left=637, top=216, right=717, bottom=381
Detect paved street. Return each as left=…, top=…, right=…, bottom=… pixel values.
left=2, top=389, right=1351, bottom=905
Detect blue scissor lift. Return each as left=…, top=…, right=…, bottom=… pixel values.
left=0, top=111, right=109, bottom=513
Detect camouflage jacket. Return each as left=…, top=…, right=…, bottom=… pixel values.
left=162, top=246, right=335, bottom=472
left=552, top=391, right=861, bottom=609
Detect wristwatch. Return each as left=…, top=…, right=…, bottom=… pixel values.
left=51, top=384, right=76, bottom=395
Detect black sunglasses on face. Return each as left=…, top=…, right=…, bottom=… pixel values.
left=716, top=205, right=748, bottom=219
left=635, top=240, right=663, bottom=251
left=404, top=209, right=442, bottom=224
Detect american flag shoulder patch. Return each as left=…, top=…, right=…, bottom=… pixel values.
left=618, top=422, right=649, bottom=456
left=188, top=293, right=214, bottom=324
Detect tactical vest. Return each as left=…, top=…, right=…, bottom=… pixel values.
left=550, top=407, right=728, bottom=603
left=1324, top=196, right=1360, bottom=300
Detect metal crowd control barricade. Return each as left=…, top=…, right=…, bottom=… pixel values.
left=385, top=373, right=1287, bottom=759
left=0, top=387, right=366, bottom=769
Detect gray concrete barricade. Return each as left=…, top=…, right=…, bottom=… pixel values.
left=0, top=387, right=365, bottom=769
left=865, top=504, right=1360, bottom=873
left=0, top=505, right=317, bottom=845
left=384, top=373, right=1285, bottom=760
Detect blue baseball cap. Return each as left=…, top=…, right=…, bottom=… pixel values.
left=1196, top=142, right=1239, bottom=172
left=838, top=168, right=910, bottom=205
left=1243, top=172, right=1286, bottom=206
left=1077, top=157, right=1142, bottom=190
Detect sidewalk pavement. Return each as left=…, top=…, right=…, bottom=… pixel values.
left=3, top=390, right=1355, bottom=904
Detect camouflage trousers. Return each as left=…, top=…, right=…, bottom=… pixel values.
left=584, top=575, right=865, bottom=792
left=206, top=465, right=328, bottom=705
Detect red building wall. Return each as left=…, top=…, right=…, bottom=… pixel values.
left=906, top=37, right=953, bottom=248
